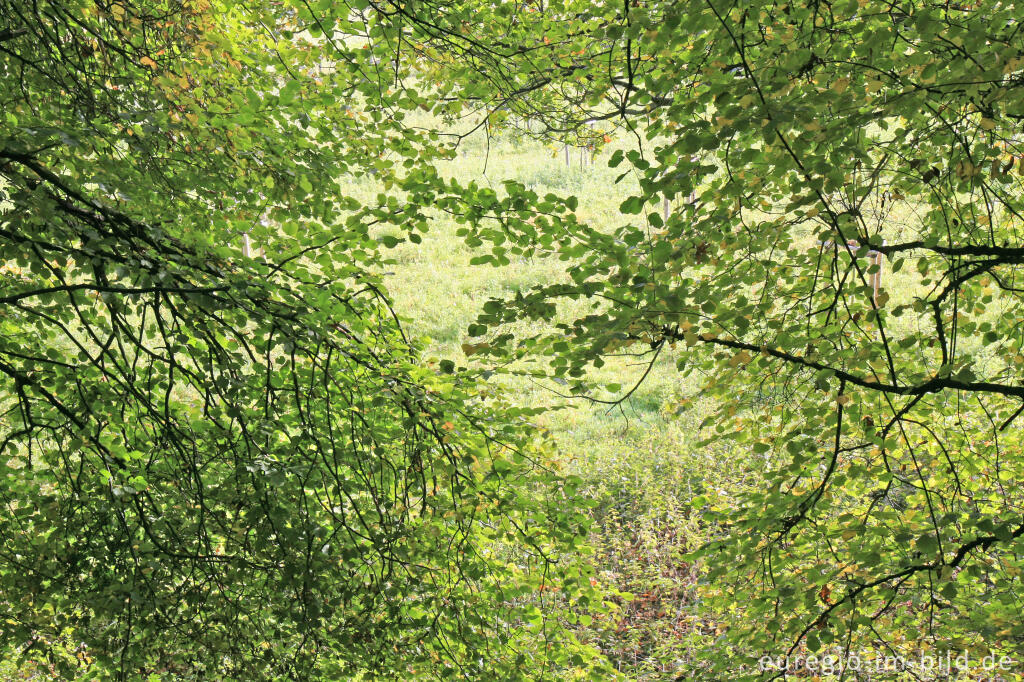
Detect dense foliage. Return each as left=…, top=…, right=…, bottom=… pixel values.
left=0, top=1, right=599, bottom=678
left=3, top=0, right=1024, bottom=679
left=371, top=0, right=1024, bottom=677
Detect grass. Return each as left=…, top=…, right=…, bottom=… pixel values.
left=372, top=125, right=698, bottom=456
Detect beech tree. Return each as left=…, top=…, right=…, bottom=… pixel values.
left=0, top=1, right=599, bottom=678
left=365, top=0, right=1024, bottom=677
left=4, top=0, right=1024, bottom=679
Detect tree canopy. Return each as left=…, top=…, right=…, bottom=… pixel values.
left=375, top=0, right=1024, bottom=674
left=0, top=1, right=598, bottom=678
left=2, top=0, right=1024, bottom=679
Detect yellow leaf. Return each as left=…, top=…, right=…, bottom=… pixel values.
left=461, top=342, right=488, bottom=356
left=728, top=350, right=751, bottom=367
left=140, top=56, right=157, bottom=70
left=831, top=77, right=850, bottom=94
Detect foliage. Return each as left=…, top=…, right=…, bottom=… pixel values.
left=362, top=0, right=1024, bottom=678
left=0, top=0, right=601, bottom=678
left=6, top=0, right=1024, bottom=678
